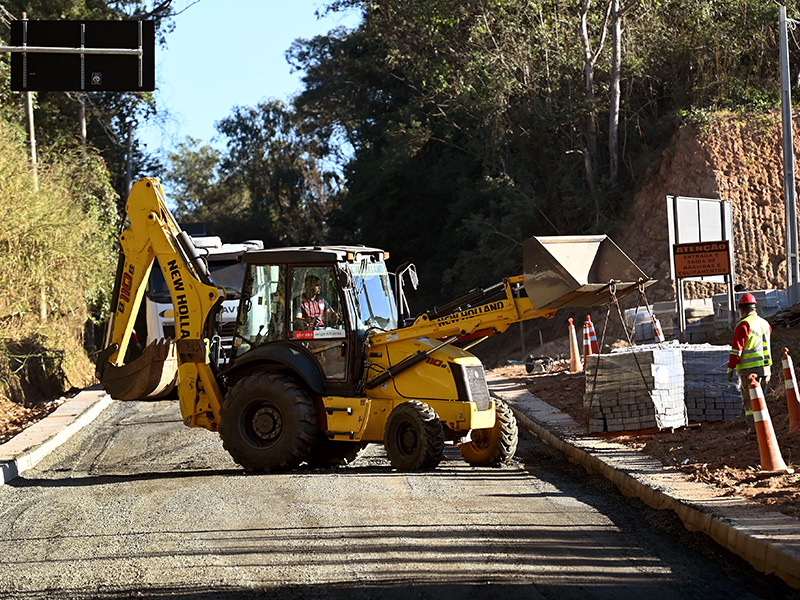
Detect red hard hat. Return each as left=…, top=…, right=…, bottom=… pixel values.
left=738, top=292, right=757, bottom=306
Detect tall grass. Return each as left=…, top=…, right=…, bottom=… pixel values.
left=0, top=120, right=118, bottom=404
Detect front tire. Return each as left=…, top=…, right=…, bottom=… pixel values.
left=219, top=372, right=316, bottom=471
left=384, top=401, right=444, bottom=471
left=459, top=399, right=518, bottom=466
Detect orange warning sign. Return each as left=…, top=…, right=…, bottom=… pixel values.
left=673, top=241, right=731, bottom=278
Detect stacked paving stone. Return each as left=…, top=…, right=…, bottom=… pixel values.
left=681, top=344, right=742, bottom=422
left=584, top=346, right=687, bottom=433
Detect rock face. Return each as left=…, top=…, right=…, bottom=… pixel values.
left=618, top=114, right=795, bottom=303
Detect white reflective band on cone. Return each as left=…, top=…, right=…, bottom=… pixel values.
left=753, top=409, right=770, bottom=423
left=786, top=379, right=796, bottom=390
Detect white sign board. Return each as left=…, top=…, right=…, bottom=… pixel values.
left=666, top=196, right=734, bottom=283
left=666, top=195, right=736, bottom=339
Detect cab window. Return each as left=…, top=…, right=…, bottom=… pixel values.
left=232, top=264, right=286, bottom=358
left=290, top=266, right=345, bottom=338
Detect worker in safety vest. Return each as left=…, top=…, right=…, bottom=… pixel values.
left=726, top=292, right=772, bottom=431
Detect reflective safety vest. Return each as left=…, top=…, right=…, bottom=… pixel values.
left=733, top=313, right=772, bottom=370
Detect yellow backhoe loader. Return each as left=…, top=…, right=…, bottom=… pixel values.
left=96, top=177, right=651, bottom=471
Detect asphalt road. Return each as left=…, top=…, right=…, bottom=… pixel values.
left=0, top=399, right=795, bottom=600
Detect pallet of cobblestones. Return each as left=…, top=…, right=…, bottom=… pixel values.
left=584, top=346, right=687, bottom=433
left=680, top=343, right=742, bottom=422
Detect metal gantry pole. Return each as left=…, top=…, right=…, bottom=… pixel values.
left=780, top=5, right=800, bottom=306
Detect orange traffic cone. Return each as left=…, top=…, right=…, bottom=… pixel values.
left=651, top=314, right=665, bottom=343
left=568, top=318, right=583, bottom=374
left=585, top=315, right=600, bottom=355
left=781, top=348, right=800, bottom=435
left=748, top=374, right=793, bottom=475
left=582, top=320, right=592, bottom=364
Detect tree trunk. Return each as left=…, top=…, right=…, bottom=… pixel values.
left=609, top=0, right=622, bottom=187
left=580, top=0, right=598, bottom=198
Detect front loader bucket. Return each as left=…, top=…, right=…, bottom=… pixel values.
left=523, top=235, right=650, bottom=310
left=97, top=339, right=178, bottom=401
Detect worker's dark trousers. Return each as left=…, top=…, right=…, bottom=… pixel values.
left=737, top=366, right=771, bottom=430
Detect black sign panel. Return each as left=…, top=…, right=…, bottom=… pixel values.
left=10, top=20, right=155, bottom=92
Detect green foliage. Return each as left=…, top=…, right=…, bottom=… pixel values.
left=0, top=1, right=176, bottom=403
left=286, top=0, right=800, bottom=308
left=0, top=118, right=118, bottom=401
left=162, top=0, right=800, bottom=311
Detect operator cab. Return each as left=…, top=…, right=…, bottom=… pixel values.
left=229, top=246, right=397, bottom=394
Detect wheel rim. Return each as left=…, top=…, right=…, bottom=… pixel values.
left=247, top=404, right=283, bottom=445
left=396, top=422, right=419, bottom=456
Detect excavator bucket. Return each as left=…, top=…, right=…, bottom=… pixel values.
left=97, top=339, right=178, bottom=401
left=523, top=235, right=650, bottom=311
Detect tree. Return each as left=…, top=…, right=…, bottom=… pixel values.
left=164, top=101, right=340, bottom=247
left=579, top=0, right=611, bottom=214
left=198, top=0, right=800, bottom=308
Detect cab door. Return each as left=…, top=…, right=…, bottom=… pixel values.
left=288, top=265, right=352, bottom=385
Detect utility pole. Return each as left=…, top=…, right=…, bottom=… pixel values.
left=780, top=5, right=800, bottom=306
left=78, top=93, right=87, bottom=158
left=21, top=13, right=38, bottom=191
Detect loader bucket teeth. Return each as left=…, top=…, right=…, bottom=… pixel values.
left=97, top=339, right=178, bottom=401
left=523, top=235, right=650, bottom=310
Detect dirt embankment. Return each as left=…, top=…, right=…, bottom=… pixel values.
left=618, top=113, right=793, bottom=302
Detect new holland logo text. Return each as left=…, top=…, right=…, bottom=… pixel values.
left=434, top=301, right=504, bottom=327
left=167, top=260, right=191, bottom=338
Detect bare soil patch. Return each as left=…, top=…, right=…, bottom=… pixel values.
left=491, top=361, right=800, bottom=521
left=0, top=396, right=68, bottom=445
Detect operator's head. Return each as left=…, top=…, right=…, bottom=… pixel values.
left=305, top=275, right=321, bottom=296
left=738, top=292, right=757, bottom=315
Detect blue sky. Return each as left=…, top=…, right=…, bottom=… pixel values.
left=138, top=0, right=361, bottom=156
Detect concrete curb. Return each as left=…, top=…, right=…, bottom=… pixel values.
left=0, top=386, right=113, bottom=486
left=489, top=380, right=800, bottom=590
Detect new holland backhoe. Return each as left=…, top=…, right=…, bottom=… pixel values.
left=96, top=177, right=651, bottom=471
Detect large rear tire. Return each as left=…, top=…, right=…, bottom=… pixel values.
left=219, top=372, right=316, bottom=472
left=384, top=401, right=444, bottom=471
left=459, top=399, right=518, bottom=466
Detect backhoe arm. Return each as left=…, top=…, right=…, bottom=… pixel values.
left=96, top=178, right=226, bottom=431
left=368, top=276, right=553, bottom=347
left=370, top=234, right=651, bottom=348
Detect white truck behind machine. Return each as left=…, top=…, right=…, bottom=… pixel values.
left=143, top=236, right=263, bottom=361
